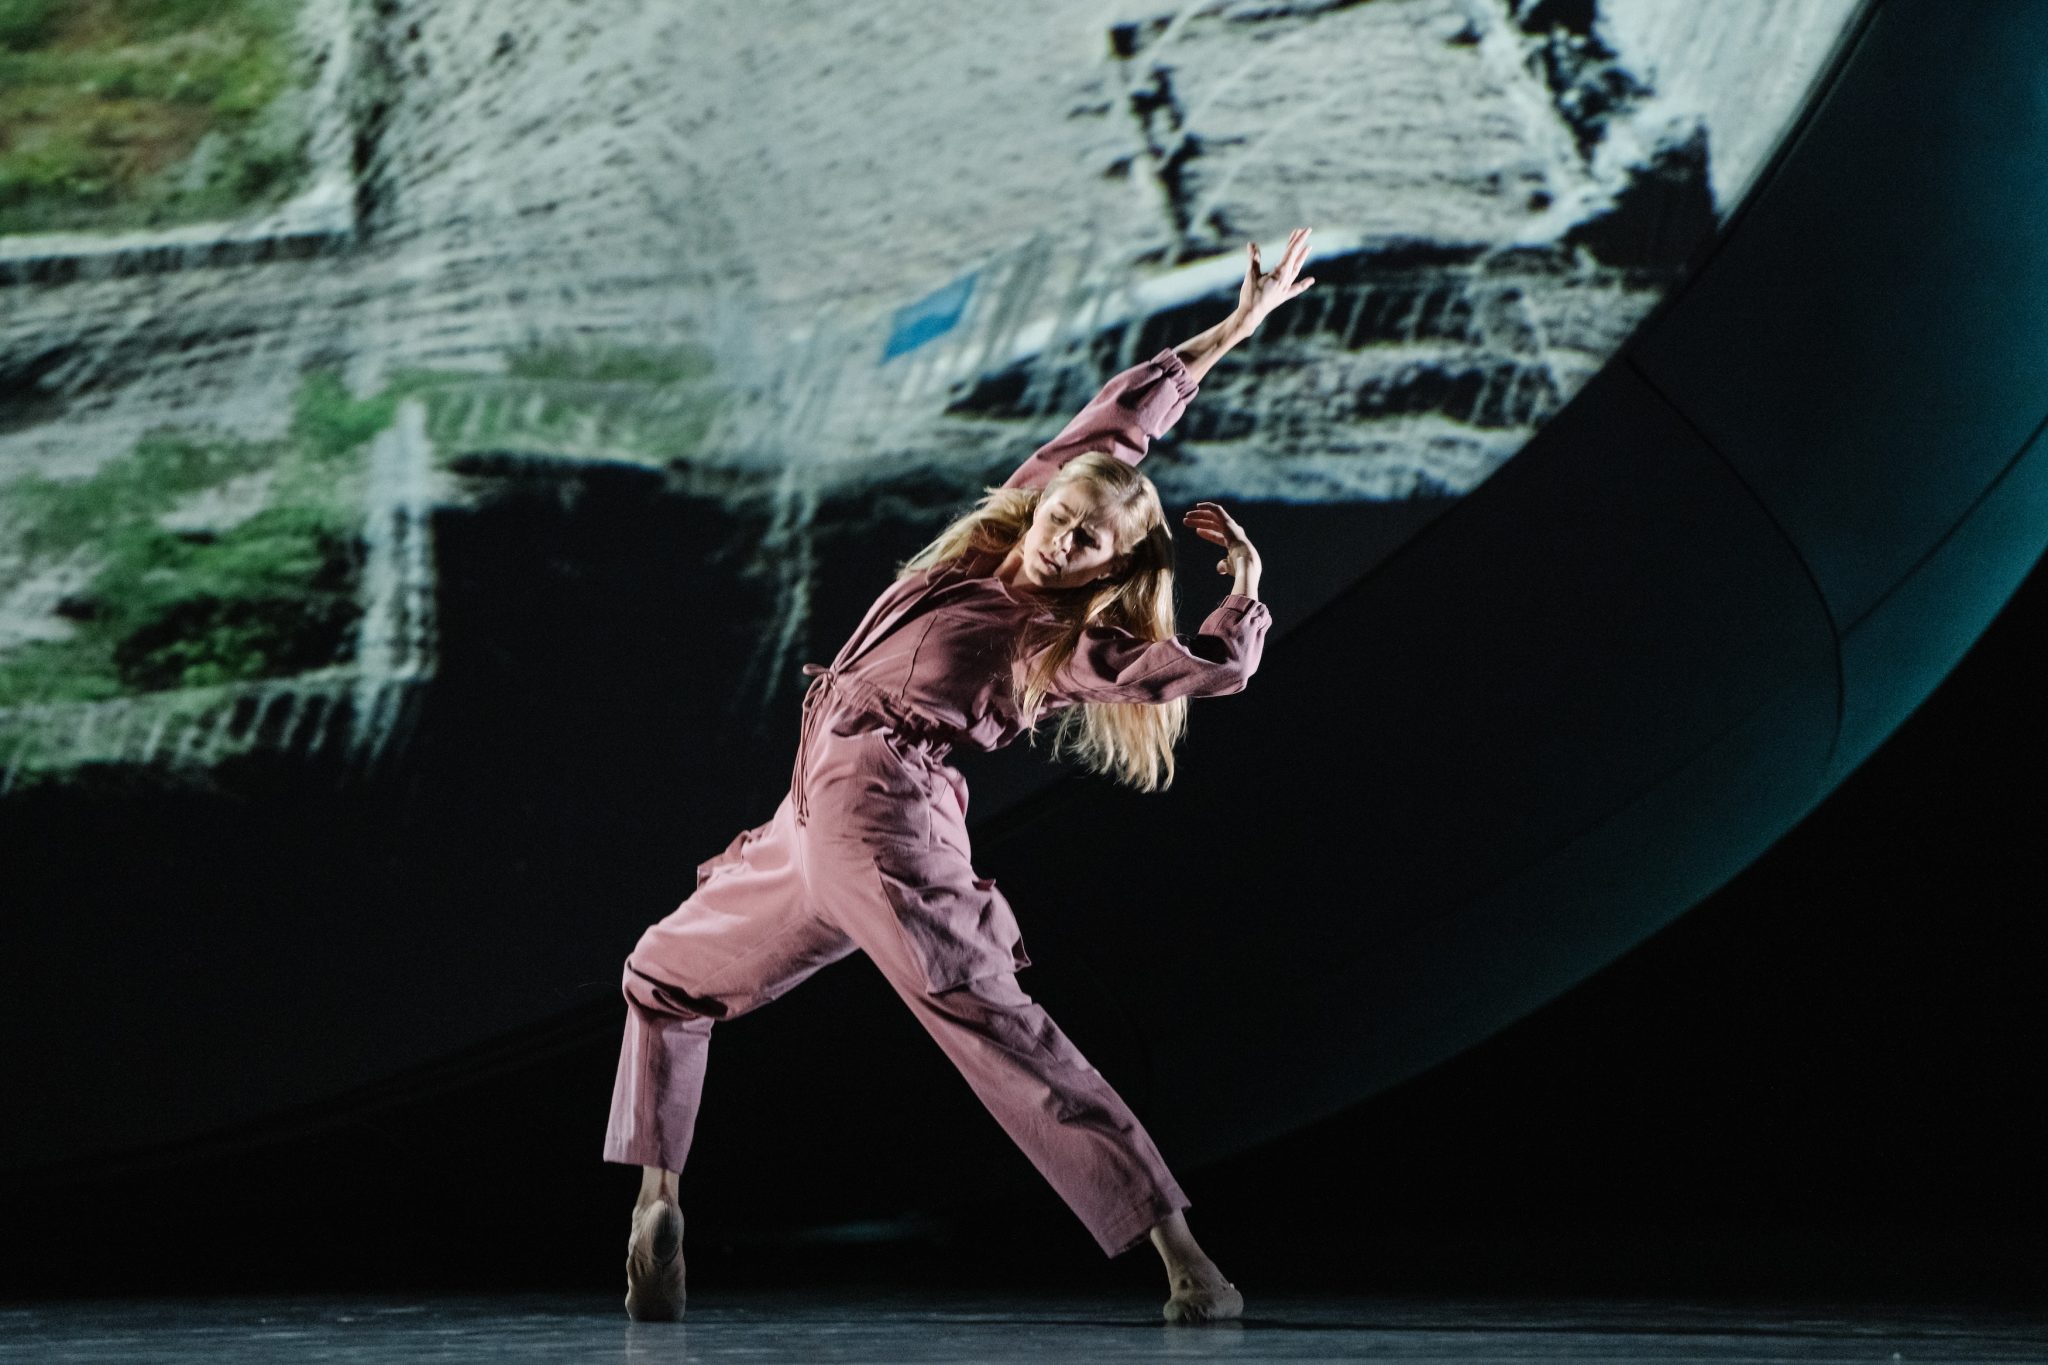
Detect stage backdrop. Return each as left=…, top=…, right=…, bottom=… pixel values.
left=4, top=0, right=1877, bottom=1180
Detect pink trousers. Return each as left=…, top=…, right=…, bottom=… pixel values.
left=603, top=694, right=1190, bottom=1258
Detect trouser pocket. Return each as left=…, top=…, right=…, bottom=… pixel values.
left=872, top=863, right=1033, bottom=995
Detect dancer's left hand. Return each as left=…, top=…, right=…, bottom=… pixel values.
left=1233, top=227, right=1316, bottom=333
left=1183, top=501, right=1261, bottom=580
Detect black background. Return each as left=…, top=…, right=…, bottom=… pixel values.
left=6, top=520, right=2040, bottom=1311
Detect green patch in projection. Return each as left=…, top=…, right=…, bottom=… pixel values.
left=0, top=0, right=314, bottom=234
left=0, top=367, right=378, bottom=706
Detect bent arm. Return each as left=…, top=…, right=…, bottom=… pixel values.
left=1047, top=593, right=1273, bottom=704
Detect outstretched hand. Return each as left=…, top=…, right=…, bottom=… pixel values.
left=1234, top=227, right=1315, bottom=332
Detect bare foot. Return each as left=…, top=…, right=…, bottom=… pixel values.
left=1163, top=1260, right=1245, bottom=1325
left=624, top=1198, right=686, bottom=1321
left=1149, top=1209, right=1244, bottom=1324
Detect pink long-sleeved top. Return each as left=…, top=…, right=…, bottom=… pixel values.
left=800, top=347, right=1274, bottom=757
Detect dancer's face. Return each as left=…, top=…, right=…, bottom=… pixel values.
left=1018, top=484, right=1124, bottom=592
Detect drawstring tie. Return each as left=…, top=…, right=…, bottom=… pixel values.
left=789, top=662, right=948, bottom=823
left=792, top=662, right=834, bottom=822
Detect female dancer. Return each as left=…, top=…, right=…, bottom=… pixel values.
left=607, top=227, right=1316, bottom=1324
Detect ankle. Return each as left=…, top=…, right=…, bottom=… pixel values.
left=636, top=1166, right=680, bottom=1209
left=1157, top=1239, right=1207, bottom=1271
left=1148, top=1213, right=1207, bottom=1270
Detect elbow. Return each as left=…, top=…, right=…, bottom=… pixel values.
left=1221, top=648, right=1266, bottom=694
left=1207, top=661, right=1256, bottom=697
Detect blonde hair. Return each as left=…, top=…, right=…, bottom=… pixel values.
left=897, top=452, right=1189, bottom=792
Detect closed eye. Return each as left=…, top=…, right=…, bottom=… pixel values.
left=1047, top=506, right=1097, bottom=547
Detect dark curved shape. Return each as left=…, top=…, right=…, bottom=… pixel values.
left=977, top=0, right=2048, bottom=1171
left=9, top=0, right=2041, bottom=1231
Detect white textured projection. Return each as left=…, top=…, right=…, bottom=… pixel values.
left=0, top=0, right=1864, bottom=785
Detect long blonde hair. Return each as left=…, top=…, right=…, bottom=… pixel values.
left=897, top=452, right=1189, bottom=792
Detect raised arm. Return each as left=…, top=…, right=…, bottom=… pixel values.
left=1000, top=227, right=1316, bottom=492
left=999, top=346, right=1201, bottom=491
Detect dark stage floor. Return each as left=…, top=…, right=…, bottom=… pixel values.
left=3, top=1291, right=2044, bottom=1363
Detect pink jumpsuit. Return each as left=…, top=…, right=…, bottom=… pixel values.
left=603, top=347, right=1275, bottom=1258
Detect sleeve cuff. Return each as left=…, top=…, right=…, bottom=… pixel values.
left=1216, top=593, right=1266, bottom=614
left=1151, top=347, right=1199, bottom=401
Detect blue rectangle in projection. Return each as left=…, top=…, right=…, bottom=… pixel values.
left=882, top=272, right=977, bottom=362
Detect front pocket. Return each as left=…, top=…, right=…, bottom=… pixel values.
left=873, top=863, right=1033, bottom=994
